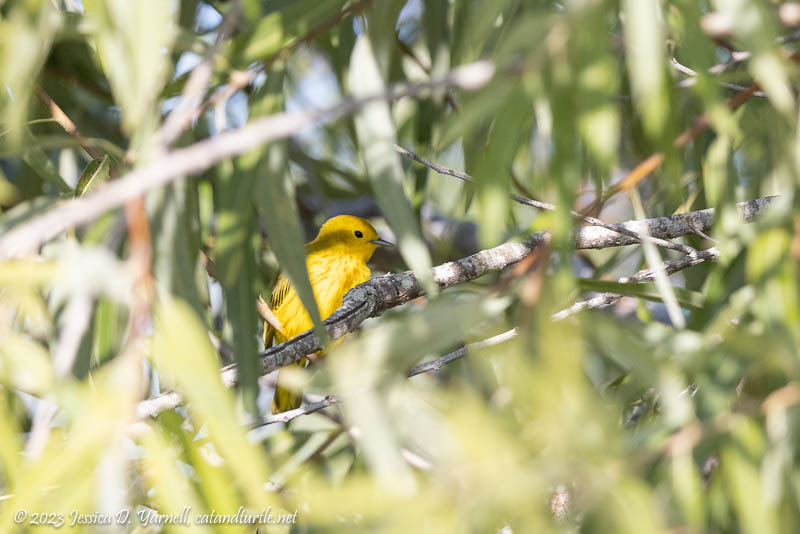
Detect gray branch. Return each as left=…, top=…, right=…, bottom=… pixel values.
left=240, top=195, right=773, bottom=383
left=137, top=196, right=775, bottom=418
left=250, top=329, right=520, bottom=427
left=394, top=144, right=700, bottom=256
left=0, top=61, right=495, bottom=259
left=551, top=247, right=721, bottom=321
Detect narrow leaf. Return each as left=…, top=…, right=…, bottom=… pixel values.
left=74, top=154, right=109, bottom=197
left=578, top=279, right=705, bottom=311
left=348, top=35, right=434, bottom=292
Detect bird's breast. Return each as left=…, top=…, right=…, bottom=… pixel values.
left=307, top=252, right=371, bottom=319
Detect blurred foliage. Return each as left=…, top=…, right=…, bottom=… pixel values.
left=0, top=0, right=799, bottom=532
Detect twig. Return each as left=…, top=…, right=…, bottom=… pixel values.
left=551, top=247, right=720, bottom=321
left=35, top=86, right=105, bottom=160
left=256, top=295, right=285, bottom=336
left=156, top=0, right=242, bottom=150
left=250, top=328, right=519, bottom=426
left=251, top=395, right=339, bottom=426
left=184, top=0, right=375, bottom=133
left=670, top=58, right=767, bottom=96
left=407, top=328, right=518, bottom=376
left=241, top=240, right=713, bottom=427
left=0, top=60, right=496, bottom=259
left=135, top=197, right=774, bottom=418
left=394, top=145, right=699, bottom=256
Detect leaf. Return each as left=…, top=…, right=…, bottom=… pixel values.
left=471, top=87, right=531, bottom=246
left=21, top=129, right=71, bottom=193
left=250, top=73, right=328, bottom=346
left=213, top=157, right=261, bottom=411
left=138, top=430, right=215, bottom=534
left=348, top=35, right=435, bottom=292
left=91, top=297, right=124, bottom=368
left=0, top=3, right=58, bottom=147
left=73, top=154, right=109, bottom=197
left=0, top=361, right=135, bottom=531
left=578, top=279, right=705, bottom=311
left=623, top=0, right=668, bottom=139
left=331, top=293, right=510, bottom=492
left=0, top=392, right=23, bottom=489
left=147, top=179, right=206, bottom=313
left=152, top=296, right=274, bottom=508
left=84, top=0, right=177, bottom=133
left=224, top=0, right=348, bottom=68
left=0, top=332, right=54, bottom=395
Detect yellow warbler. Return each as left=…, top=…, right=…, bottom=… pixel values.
left=265, top=215, right=393, bottom=413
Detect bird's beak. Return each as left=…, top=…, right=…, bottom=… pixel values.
left=370, top=238, right=394, bottom=247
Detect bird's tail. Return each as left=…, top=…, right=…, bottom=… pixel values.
left=271, top=363, right=304, bottom=414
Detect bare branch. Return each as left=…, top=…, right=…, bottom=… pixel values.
left=249, top=329, right=519, bottom=426
left=156, top=0, right=242, bottom=150
left=407, top=328, right=519, bottom=376
left=551, top=248, right=720, bottom=321
left=136, top=196, right=774, bottom=419
left=241, top=197, right=771, bottom=381
left=394, top=144, right=700, bottom=256
left=257, top=295, right=285, bottom=336
left=35, top=86, right=105, bottom=160
left=0, top=61, right=496, bottom=259
left=251, top=395, right=339, bottom=427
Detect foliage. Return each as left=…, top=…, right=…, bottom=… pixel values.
left=0, top=0, right=799, bottom=532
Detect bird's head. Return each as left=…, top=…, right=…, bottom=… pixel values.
left=309, top=215, right=393, bottom=261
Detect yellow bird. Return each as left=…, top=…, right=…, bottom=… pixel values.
left=265, top=215, right=393, bottom=414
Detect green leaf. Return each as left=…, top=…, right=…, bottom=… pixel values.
left=331, top=293, right=510, bottom=492
left=147, top=180, right=206, bottom=314
left=348, top=34, right=435, bottom=292
left=21, top=129, right=71, bottom=193
left=83, top=0, right=177, bottom=133
left=471, top=88, right=531, bottom=246
left=224, top=0, right=348, bottom=68
left=91, top=297, right=124, bottom=368
left=138, top=430, right=216, bottom=534
left=0, top=3, right=58, bottom=147
left=623, top=0, right=668, bottom=139
left=0, top=332, right=54, bottom=395
left=0, top=363, right=134, bottom=532
left=73, top=154, right=109, bottom=197
left=214, top=157, right=261, bottom=411
left=253, top=142, right=328, bottom=344
left=0, top=393, right=23, bottom=489
left=577, top=279, right=705, bottom=311
left=152, top=296, right=274, bottom=508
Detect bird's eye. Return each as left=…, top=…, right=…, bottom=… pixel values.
left=354, top=230, right=363, bottom=238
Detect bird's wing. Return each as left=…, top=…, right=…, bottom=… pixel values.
left=263, top=272, right=292, bottom=347
left=271, top=272, right=292, bottom=310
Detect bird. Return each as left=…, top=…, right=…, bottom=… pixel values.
left=264, top=215, right=393, bottom=414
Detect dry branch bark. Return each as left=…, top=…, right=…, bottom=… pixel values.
left=137, top=195, right=776, bottom=418
left=0, top=61, right=495, bottom=259
left=240, top=195, right=774, bottom=384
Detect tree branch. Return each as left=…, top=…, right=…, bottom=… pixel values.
left=35, top=86, right=105, bottom=161
left=394, top=144, right=699, bottom=256
left=156, top=0, right=242, bottom=150
left=551, top=247, right=720, bottom=321
left=407, top=328, right=519, bottom=376
left=250, top=328, right=520, bottom=426
left=136, top=196, right=775, bottom=418
left=242, top=246, right=721, bottom=425
left=0, top=60, right=495, bottom=259
left=239, top=197, right=774, bottom=381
